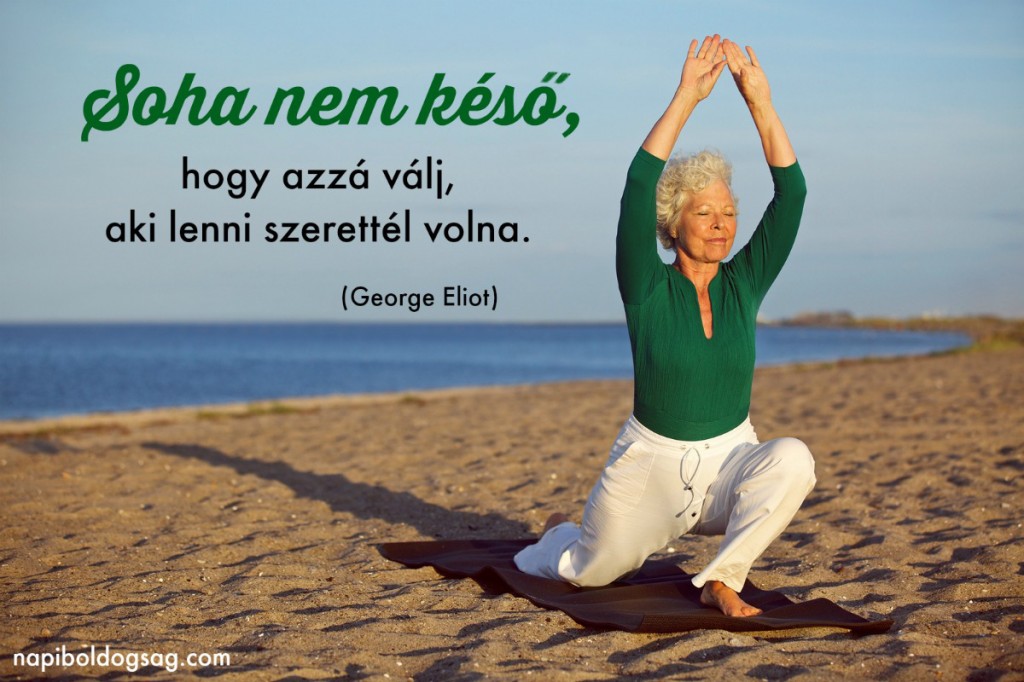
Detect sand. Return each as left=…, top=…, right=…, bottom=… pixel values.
left=1, top=347, right=1022, bottom=680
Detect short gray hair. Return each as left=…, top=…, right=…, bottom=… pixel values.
left=655, top=150, right=736, bottom=249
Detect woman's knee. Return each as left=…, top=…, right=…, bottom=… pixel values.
left=568, top=555, right=645, bottom=587
left=563, top=539, right=648, bottom=587
left=767, top=437, right=817, bottom=487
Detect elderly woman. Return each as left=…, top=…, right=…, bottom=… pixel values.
left=514, top=35, right=816, bottom=618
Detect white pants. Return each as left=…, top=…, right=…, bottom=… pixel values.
left=513, top=415, right=817, bottom=592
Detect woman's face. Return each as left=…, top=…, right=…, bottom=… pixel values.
left=672, top=180, right=737, bottom=264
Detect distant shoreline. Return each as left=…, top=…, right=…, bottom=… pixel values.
left=1, top=314, right=1021, bottom=343
left=769, top=312, right=1024, bottom=349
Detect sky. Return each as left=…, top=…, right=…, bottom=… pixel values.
left=1, top=0, right=1022, bottom=322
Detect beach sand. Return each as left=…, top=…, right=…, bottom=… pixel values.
left=1, top=348, right=1022, bottom=680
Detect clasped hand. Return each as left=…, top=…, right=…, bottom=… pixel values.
left=679, top=34, right=772, bottom=110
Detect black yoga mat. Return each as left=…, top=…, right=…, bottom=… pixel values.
left=378, top=539, right=894, bottom=634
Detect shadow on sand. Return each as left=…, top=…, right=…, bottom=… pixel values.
left=143, top=441, right=530, bottom=539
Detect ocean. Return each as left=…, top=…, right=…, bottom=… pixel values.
left=0, top=323, right=970, bottom=420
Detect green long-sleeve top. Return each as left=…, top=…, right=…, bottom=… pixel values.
left=616, top=147, right=807, bottom=440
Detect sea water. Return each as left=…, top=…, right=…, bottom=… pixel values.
left=0, top=323, right=969, bottom=420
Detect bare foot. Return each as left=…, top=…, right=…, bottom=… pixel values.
left=700, top=580, right=762, bottom=617
left=542, top=512, right=569, bottom=535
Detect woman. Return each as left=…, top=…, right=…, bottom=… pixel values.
left=514, top=35, right=816, bottom=618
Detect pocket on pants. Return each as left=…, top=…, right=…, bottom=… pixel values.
left=592, top=441, right=655, bottom=516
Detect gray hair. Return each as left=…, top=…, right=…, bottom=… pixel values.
left=655, top=150, right=736, bottom=249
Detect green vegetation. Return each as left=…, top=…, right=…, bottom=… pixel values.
left=776, top=313, right=1024, bottom=351
left=196, top=401, right=313, bottom=420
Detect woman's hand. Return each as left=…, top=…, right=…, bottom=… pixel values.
left=722, top=40, right=772, bottom=110
left=641, top=34, right=727, bottom=160
left=678, top=35, right=728, bottom=102
left=722, top=40, right=795, bottom=166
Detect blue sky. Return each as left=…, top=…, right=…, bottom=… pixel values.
left=1, top=0, right=1022, bottom=322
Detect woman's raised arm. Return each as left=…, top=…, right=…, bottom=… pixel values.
left=722, top=40, right=797, bottom=167
left=641, top=35, right=728, bottom=160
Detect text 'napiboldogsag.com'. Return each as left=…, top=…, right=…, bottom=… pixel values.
left=12, top=645, right=230, bottom=675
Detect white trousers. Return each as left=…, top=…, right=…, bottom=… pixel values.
left=513, top=414, right=817, bottom=592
